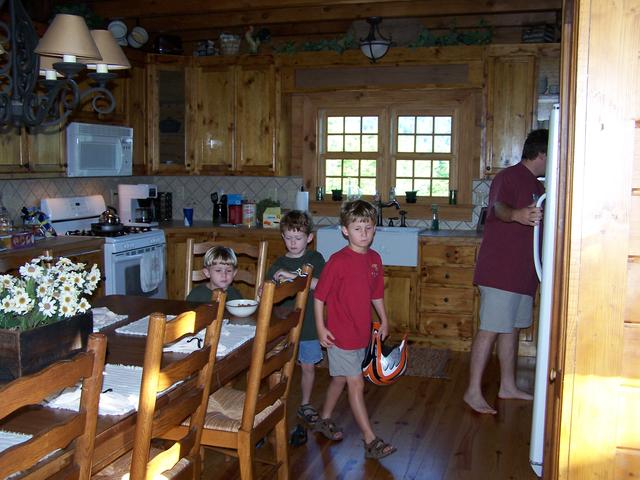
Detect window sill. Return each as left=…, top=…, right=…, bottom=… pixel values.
left=309, top=201, right=474, bottom=221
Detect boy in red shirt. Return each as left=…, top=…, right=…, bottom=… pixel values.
left=313, top=199, right=396, bottom=459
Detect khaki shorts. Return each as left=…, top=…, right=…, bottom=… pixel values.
left=327, top=345, right=366, bottom=377
left=478, top=286, right=533, bottom=333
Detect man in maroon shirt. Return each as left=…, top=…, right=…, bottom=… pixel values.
left=464, top=129, right=548, bottom=414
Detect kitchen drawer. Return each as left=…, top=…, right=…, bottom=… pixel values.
left=419, top=285, right=475, bottom=313
left=416, top=312, right=474, bottom=340
left=421, top=265, right=475, bottom=286
left=420, top=244, right=477, bottom=266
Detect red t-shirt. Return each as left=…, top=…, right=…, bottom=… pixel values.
left=474, top=162, right=545, bottom=297
left=315, top=246, right=385, bottom=349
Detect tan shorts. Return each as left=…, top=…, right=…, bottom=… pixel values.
left=327, top=345, right=366, bottom=377
left=478, top=286, right=533, bottom=333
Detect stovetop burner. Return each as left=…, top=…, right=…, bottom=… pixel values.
left=66, top=225, right=153, bottom=237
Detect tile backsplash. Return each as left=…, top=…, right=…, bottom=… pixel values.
left=0, top=176, right=491, bottom=231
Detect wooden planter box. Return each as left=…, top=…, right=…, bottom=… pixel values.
left=0, top=312, right=93, bottom=381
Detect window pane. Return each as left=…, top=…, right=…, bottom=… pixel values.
left=343, top=159, right=359, bottom=177
left=326, top=159, right=342, bottom=176
left=344, top=177, right=359, bottom=194
left=326, top=177, right=342, bottom=191
left=432, top=179, right=449, bottom=196
left=398, top=135, right=414, bottom=152
left=398, top=116, right=415, bottom=134
left=344, top=135, right=361, bottom=152
left=434, top=116, right=451, bottom=134
left=416, top=135, right=433, bottom=153
left=415, top=179, right=431, bottom=195
left=361, top=160, right=377, bottom=176
left=434, top=135, right=451, bottom=153
left=396, top=160, right=413, bottom=177
left=416, top=116, right=433, bottom=134
left=327, top=135, right=343, bottom=152
left=396, top=178, right=413, bottom=193
left=362, top=116, right=378, bottom=133
left=415, top=160, right=432, bottom=176
left=327, top=117, right=343, bottom=134
left=360, top=178, right=377, bottom=195
left=433, top=160, right=450, bottom=178
left=344, top=116, right=361, bottom=133
left=361, top=134, right=378, bottom=152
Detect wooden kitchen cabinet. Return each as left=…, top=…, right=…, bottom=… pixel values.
left=379, top=266, right=417, bottom=336
left=147, top=55, right=194, bottom=175
left=485, top=54, right=536, bottom=174
left=190, top=57, right=279, bottom=175
left=0, top=126, right=64, bottom=175
left=163, top=224, right=287, bottom=300
left=417, top=236, right=480, bottom=351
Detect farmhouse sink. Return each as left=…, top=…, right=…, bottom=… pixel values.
left=316, top=226, right=420, bottom=267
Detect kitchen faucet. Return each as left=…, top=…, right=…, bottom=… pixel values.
left=376, top=199, right=400, bottom=226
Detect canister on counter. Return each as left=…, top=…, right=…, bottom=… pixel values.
left=242, top=200, right=256, bottom=227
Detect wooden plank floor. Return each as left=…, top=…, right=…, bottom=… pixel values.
left=202, top=351, right=538, bottom=480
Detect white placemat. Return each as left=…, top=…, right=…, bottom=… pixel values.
left=92, top=307, right=128, bottom=332
left=47, top=364, right=143, bottom=416
left=0, top=430, right=31, bottom=453
left=165, top=319, right=256, bottom=357
left=115, top=314, right=176, bottom=336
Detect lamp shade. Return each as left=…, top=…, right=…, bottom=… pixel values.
left=84, top=30, right=131, bottom=71
left=38, top=55, right=63, bottom=78
left=35, top=14, right=101, bottom=61
left=360, top=41, right=390, bottom=61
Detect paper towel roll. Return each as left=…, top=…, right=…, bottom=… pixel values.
left=295, top=191, right=309, bottom=211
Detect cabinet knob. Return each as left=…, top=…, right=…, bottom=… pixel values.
left=549, top=368, right=557, bottom=382
left=443, top=297, right=449, bottom=303
left=445, top=252, right=451, bottom=258
left=444, top=273, right=450, bottom=279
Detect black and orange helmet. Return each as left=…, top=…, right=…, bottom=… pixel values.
left=361, top=322, right=409, bottom=386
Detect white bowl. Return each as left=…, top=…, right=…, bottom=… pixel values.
left=226, top=299, right=258, bottom=317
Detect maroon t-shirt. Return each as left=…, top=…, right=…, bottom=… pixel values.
left=315, top=246, right=385, bottom=349
left=474, top=162, right=545, bottom=297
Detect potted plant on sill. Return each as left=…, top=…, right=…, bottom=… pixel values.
left=0, top=254, right=101, bottom=380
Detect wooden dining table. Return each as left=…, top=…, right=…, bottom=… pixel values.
left=1, top=294, right=259, bottom=474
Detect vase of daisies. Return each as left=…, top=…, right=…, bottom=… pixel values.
left=0, top=254, right=101, bottom=380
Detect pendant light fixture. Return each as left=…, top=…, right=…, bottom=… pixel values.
left=360, top=17, right=391, bottom=63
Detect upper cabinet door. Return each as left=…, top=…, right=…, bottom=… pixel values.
left=485, top=55, right=536, bottom=174
left=191, top=65, right=235, bottom=174
left=147, top=56, right=191, bottom=174
left=235, top=63, right=278, bottom=175
left=27, top=125, right=65, bottom=173
left=0, top=129, right=27, bottom=174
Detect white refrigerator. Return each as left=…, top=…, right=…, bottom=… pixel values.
left=530, top=103, right=561, bottom=476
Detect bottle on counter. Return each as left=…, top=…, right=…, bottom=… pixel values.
left=0, top=193, right=13, bottom=233
left=388, top=187, right=396, bottom=202
left=431, top=204, right=440, bottom=231
left=242, top=199, right=256, bottom=227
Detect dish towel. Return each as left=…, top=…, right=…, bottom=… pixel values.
left=92, top=307, right=128, bottom=332
left=115, top=314, right=176, bottom=336
left=0, top=430, right=32, bottom=454
left=139, top=247, right=164, bottom=293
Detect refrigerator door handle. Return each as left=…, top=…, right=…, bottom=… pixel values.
left=533, top=193, right=547, bottom=281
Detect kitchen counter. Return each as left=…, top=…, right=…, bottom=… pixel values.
left=419, top=229, right=483, bottom=239
left=0, top=236, right=104, bottom=273
left=160, top=221, right=284, bottom=237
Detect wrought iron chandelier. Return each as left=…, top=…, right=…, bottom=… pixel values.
left=360, top=17, right=391, bottom=63
left=0, top=0, right=130, bottom=131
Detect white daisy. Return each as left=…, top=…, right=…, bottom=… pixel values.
left=38, top=297, right=56, bottom=317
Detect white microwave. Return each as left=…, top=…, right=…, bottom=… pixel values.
left=66, top=122, right=133, bottom=177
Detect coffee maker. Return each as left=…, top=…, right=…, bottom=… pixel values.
left=118, top=184, right=159, bottom=226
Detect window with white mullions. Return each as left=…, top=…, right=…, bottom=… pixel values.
left=394, top=115, right=453, bottom=198
left=323, top=114, right=380, bottom=196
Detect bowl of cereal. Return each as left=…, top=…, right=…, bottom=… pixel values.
left=226, top=299, right=258, bottom=317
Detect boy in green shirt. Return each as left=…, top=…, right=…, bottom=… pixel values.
left=267, top=210, right=325, bottom=427
left=186, top=246, right=243, bottom=303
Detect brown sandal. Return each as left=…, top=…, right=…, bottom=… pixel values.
left=297, top=403, right=319, bottom=426
left=313, top=417, right=343, bottom=441
left=364, top=437, right=397, bottom=459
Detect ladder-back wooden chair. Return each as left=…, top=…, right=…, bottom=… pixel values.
left=0, top=333, right=107, bottom=480
left=92, top=290, right=227, bottom=480
left=166, top=263, right=313, bottom=480
left=184, top=238, right=268, bottom=301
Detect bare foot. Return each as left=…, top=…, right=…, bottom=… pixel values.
left=463, top=390, right=497, bottom=415
left=498, top=387, right=533, bottom=401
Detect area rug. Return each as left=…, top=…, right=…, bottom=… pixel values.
left=316, top=344, right=451, bottom=379
left=405, top=344, right=451, bottom=379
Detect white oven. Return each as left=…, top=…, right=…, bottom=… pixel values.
left=41, top=195, right=168, bottom=300
left=104, top=239, right=167, bottom=298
